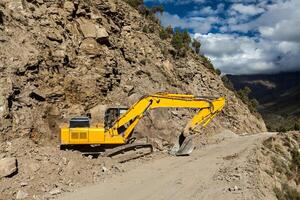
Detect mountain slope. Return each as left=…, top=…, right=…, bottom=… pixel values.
left=227, top=72, right=300, bottom=130
left=0, top=0, right=265, bottom=144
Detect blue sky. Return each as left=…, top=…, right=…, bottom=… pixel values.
left=144, top=0, right=300, bottom=74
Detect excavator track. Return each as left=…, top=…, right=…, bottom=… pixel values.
left=103, top=143, right=153, bottom=163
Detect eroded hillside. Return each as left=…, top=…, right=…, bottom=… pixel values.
left=0, top=0, right=266, bottom=144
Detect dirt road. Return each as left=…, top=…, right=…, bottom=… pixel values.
left=59, top=132, right=273, bottom=200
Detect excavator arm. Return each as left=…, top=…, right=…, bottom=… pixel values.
left=106, top=93, right=225, bottom=155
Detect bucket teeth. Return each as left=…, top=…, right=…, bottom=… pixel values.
left=169, top=134, right=195, bottom=156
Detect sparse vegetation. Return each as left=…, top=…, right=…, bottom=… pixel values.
left=124, top=0, right=163, bottom=24
left=142, top=25, right=149, bottom=33
left=171, top=30, right=191, bottom=57
left=221, top=76, right=235, bottom=91
left=237, top=86, right=260, bottom=114
left=274, top=122, right=300, bottom=132
left=201, top=56, right=221, bottom=75
left=215, top=68, right=221, bottom=75
left=165, top=26, right=174, bottom=35
left=290, top=147, right=300, bottom=184
left=221, top=76, right=260, bottom=115
left=192, top=39, right=201, bottom=54
left=159, top=28, right=169, bottom=40
left=263, top=134, right=300, bottom=200
left=124, top=0, right=143, bottom=8
left=150, top=5, right=164, bottom=15
left=294, top=123, right=300, bottom=131
left=274, top=184, right=300, bottom=200
left=158, top=26, right=174, bottom=40
left=277, top=126, right=288, bottom=133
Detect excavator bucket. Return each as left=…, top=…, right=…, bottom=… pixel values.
left=170, top=133, right=195, bottom=156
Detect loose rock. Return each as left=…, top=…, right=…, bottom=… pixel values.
left=0, top=157, right=17, bottom=178
left=49, top=188, right=61, bottom=195
left=16, top=190, right=28, bottom=199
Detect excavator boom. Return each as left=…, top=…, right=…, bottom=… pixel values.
left=107, top=93, right=225, bottom=138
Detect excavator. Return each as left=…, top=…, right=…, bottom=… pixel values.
left=60, top=93, right=225, bottom=161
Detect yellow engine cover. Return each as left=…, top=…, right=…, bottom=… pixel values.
left=60, top=127, right=125, bottom=145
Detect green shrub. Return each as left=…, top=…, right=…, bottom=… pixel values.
left=142, top=25, right=149, bottom=33
left=138, top=5, right=150, bottom=15
left=181, top=30, right=191, bottom=44
left=165, top=26, right=174, bottom=35
left=159, top=29, right=169, bottom=40
left=124, top=0, right=143, bottom=8
left=290, top=147, right=300, bottom=184
left=150, top=5, right=164, bottom=15
left=148, top=24, right=155, bottom=32
left=220, top=76, right=259, bottom=114
left=192, top=39, right=201, bottom=54
left=277, top=126, right=288, bottom=133
left=215, top=68, right=221, bottom=75
left=171, top=30, right=185, bottom=50
left=274, top=184, right=300, bottom=200
left=171, top=30, right=191, bottom=57
left=294, top=123, right=300, bottom=131
left=235, top=86, right=260, bottom=114
left=221, top=75, right=235, bottom=91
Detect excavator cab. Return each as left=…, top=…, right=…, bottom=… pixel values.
left=104, top=108, right=128, bottom=129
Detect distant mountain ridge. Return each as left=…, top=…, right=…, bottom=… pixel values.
left=227, top=71, right=300, bottom=130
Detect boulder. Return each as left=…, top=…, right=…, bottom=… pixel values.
left=28, top=162, right=40, bottom=172
left=0, top=157, right=17, bottom=178
left=47, top=29, right=63, bottom=43
left=96, top=26, right=109, bottom=41
left=64, top=1, right=75, bottom=14
left=16, top=190, right=28, bottom=199
left=49, top=188, right=61, bottom=195
left=79, top=38, right=100, bottom=55
left=77, top=18, right=97, bottom=38
left=7, top=0, right=23, bottom=11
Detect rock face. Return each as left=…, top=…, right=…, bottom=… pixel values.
left=0, top=157, right=17, bottom=178
left=0, top=0, right=266, bottom=143
left=16, top=190, right=28, bottom=199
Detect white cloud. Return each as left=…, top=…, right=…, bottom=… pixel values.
left=188, top=3, right=224, bottom=17
left=231, top=3, right=265, bottom=15
left=231, top=0, right=300, bottom=39
left=198, top=0, right=300, bottom=74
left=159, top=12, right=218, bottom=33
left=144, top=0, right=205, bottom=5
left=259, top=19, right=300, bottom=42
left=194, top=33, right=300, bottom=74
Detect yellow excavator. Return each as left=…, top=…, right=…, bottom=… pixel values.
left=60, top=93, right=225, bottom=160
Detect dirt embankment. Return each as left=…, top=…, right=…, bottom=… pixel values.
left=255, top=131, right=300, bottom=199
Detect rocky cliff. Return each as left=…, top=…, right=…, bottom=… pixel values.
left=0, top=0, right=266, bottom=144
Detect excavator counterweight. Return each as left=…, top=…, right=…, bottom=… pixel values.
left=60, top=93, right=225, bottom=158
